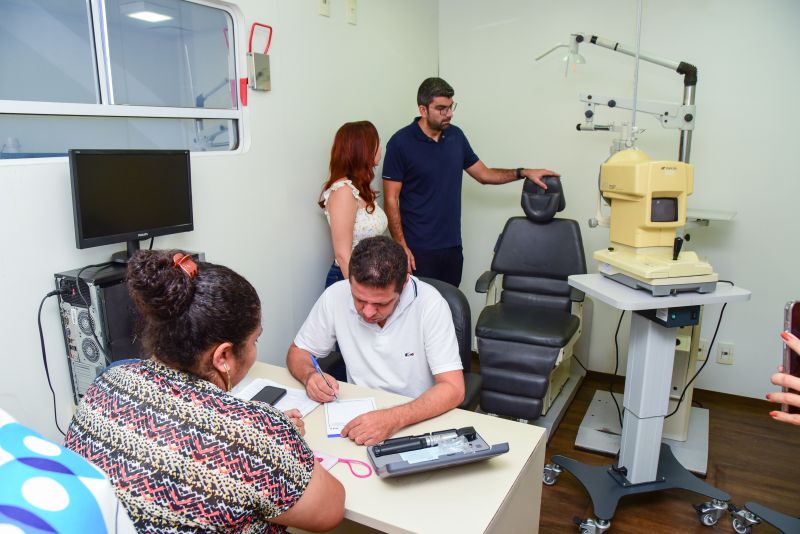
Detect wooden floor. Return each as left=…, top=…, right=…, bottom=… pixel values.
left=539, top=372, right=800, bottom=533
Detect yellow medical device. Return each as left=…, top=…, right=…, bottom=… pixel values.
left=536, top=31, right=721, bottom=295
left=593, top=149, right=718, bottom=295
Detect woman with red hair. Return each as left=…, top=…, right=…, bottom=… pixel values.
left=319, top=120, right=387, bottom=287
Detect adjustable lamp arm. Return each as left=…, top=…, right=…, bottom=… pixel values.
left=536, top=32, right=697, bottom=162
left=570, top=33, right=697, bottom=161
left=534, top=43, right=570, bottom=61
left=571, top=33, right=697, bottom=88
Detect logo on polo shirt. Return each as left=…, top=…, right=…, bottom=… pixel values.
left=404, top=352, right=415, bottom=358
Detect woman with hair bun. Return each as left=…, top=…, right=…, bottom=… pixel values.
left=65, top=250, right=344, bottom=533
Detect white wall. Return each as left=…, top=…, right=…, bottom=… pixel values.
left=0, top=0, right=437, bottom=441
left=440, top=0, right=800, bottom=399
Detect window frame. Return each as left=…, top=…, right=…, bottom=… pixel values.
left=0, top=0, right=246, bottom=159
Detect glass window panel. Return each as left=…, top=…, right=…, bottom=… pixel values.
left=105, top=0, right=236, bottom=109
left=0, top=115, right=237, bottom=158
left=0, top=0, right=97, bottom=103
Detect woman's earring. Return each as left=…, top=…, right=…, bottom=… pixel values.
left=223, top=362, right=231, bottom=392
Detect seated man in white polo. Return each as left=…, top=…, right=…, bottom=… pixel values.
left=287, top=236, right=465, bottom=446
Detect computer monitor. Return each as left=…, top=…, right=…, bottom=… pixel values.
left=69, top=149, right=194, bottom=263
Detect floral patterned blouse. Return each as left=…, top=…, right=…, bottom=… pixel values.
left=64, top=360, right=314, bottom=534
left=322, top=180, right=388, bottom=258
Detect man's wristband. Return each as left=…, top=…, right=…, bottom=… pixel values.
left=515, top=167, right=524, bottom=180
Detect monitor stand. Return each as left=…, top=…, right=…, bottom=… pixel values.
left=111, top=239, right=142, bottom=264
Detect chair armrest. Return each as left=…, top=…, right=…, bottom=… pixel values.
left=317, top=351, right=343, bottom=373
left=475, top=270, right=498, bottom=293
left=570, top=287, right=585, bottom=302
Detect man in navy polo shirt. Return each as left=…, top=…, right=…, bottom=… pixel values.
left=382, top=77, right=559, bottom=287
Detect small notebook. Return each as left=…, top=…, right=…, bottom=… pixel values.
left=325, top=398, right=376, bottom=437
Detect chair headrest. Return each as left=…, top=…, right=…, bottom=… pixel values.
left=521, top=175, right=565, bottom=222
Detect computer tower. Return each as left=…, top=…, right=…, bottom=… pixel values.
left=55, top=265, right=144, bottom=404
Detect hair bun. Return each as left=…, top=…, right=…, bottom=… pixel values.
left=127, top=250, right=196, bottom=321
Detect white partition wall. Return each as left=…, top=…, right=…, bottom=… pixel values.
left=0, top=0, right=437, bottom=441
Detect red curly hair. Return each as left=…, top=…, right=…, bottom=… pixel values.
left=319, top=120, right=379, bottom=213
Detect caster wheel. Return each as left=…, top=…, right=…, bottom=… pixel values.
left=699, top=512, right=718, bottom=527
left=543, top=463, right=561, bottom=486
left=573, top=517, right=610, bottom=534
left=731, top=517, right=752, bottom=534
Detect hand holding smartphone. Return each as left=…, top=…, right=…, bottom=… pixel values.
left=252, top=385, right=287, bottom=406
left=782, top=300, right=800, bottom=414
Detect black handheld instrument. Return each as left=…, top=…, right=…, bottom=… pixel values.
left=373, top=426, right=477, bottom=457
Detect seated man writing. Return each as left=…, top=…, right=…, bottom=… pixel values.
left=287, top=236, right=465, bottom=445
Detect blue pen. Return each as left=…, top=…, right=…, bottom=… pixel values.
left=309, top=353, right=338, bottom=400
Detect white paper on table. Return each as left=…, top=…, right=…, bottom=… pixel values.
left=313, top=449, right=339, bottom=470
left=324, top=398, right=376, bottom=437
left=400, top=447, right=440, bottom=464
left=231, top=377, right=321, bottom=417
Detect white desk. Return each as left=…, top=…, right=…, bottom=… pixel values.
left=246, top=363, right=547, bottom=534
left=548, top=274, right=750, bottom=527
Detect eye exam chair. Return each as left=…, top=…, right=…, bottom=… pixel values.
left=474, top=177, right=586, bottom=422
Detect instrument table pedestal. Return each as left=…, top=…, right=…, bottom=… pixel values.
left=551, top=274, right=750, bottom=523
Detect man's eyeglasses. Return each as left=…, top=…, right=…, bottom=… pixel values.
left=431, top=102, right=457, bottom=115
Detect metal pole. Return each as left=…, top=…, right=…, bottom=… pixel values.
left=679, top=84, right=695, bottom=163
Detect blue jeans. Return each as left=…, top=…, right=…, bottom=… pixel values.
left=325, top=263, right=345, bottom=288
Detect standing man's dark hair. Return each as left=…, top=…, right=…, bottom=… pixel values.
left=349, top=236, right=408, bottom=292
left=417, top=77, right=455, bottom=107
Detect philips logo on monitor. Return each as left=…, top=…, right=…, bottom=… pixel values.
left=138, top=233, right=150, bottom=238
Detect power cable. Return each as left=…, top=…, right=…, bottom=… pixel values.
left=38, top=290, right=67, bottom=436
left=610, top=310, right=626, bottom=428
left=665, top=280, right=735, bottom=418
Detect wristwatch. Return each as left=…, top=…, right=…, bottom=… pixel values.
left=515, top=168, right=524, bottom=180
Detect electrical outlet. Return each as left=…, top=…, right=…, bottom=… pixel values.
left=319, top=0, right=330, bottom=17
left=346, top=0, right=357, bottom=25
left=716, top=342, right=734, bottom=365
left=697, top=338, right=709, bottom=360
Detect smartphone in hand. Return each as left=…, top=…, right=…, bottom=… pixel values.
left=783, top=300, right=800, bottom=414
left=252, top=385, right=287, bottom=406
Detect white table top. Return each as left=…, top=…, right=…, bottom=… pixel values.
left=246, top=363, right=546, bottom=534
left=568, top=274, right=751, bottom=310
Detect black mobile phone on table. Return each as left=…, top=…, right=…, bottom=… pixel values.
left=783, top=300, right=800, bottom=414
left=252, top=385, right=287, bottom=406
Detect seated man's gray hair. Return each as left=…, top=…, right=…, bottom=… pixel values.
left=349, top=236, right=408, bottom=292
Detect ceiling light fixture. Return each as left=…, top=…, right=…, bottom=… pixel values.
left=121, top=2, right=173, bottom=23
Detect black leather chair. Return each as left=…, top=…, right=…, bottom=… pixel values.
left=475, top=177, right=586, bottom=421
left=319, top=277, right=481, bottom=410
left=419, top=277, right=481, bottom=411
